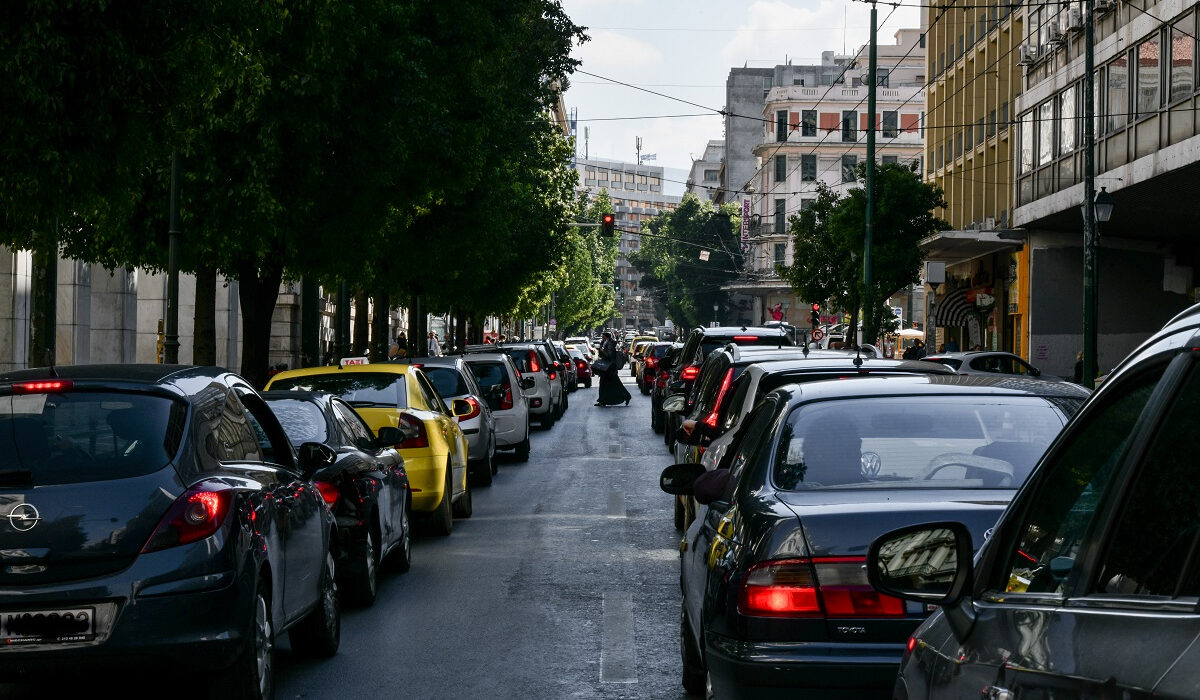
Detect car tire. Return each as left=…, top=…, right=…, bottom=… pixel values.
left=289, top=551, right=340, bottom=658
left=640, top=382, right=651, bottom=396
left=471, top=440, right=494, bottom=487
left=652, top=406, right=664, bottom=434
left=680, top=603, right=707, bottom=696
left=489, top=437, right=499, bottom=476
left=452, top=469, right=473, bottom=519
left=562, top=391, right=569, bottom=414
left=674, top=496, right=685, bottom=531
left=540, top=410, right=555, bottom=429
left=383, top=496, right=412, bottom=574
left=584, top=378, right=592, bottom=388
left=428, top=468, right=454, bottom=536
left=210, top=580, right=273, bottom=700
left=342, top=524, right=379, bottom=607
left=515, top=435, right=531, bottom=462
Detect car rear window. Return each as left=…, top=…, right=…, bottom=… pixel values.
left=263, top=398, right=327, bottom=446
left=0, top=390, right=187, bottom=485
left=927, top=357, right=963, bottom=370
left=700, top=334, right=792, bottom=358
left=650, top=344, right=672, bottom=358
left=269, top=373, right=407, bottom=409
left=773, top=396, right=1069, bottom=490
left=424, top=367, right=471, bottom=399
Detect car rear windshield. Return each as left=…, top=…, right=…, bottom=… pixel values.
left=700, top=334, right=792, bottom=358
left=926, top=357, right=963, bottom=370
left=773, top=396, right=1070, bottom=491
left=424, top=367, right=471, bottom=399
left=263, top=398, right=327, bottom=446
left=0, top=390, right=187, bottom=485
left=269, top=373, right=407, bottom=409
left=650, top=344, right=672, bottom=358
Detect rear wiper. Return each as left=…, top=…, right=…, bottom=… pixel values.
left=0, top=470, right=33, bottom=486
left=346, top=401, right=395, bottom=408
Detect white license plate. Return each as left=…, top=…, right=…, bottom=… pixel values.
left=1, top=607, right=95, bottom=645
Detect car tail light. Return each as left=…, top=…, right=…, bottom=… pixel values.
left=738, top=557, right=904, bottom=619
left=680, top=365, right=700, bottom=381
left=314, top=480, right=340, bottom=506
left=528, top=351, right=541, bottom=373
left=142, top=482, right=233, bottom=553
left=732, top=335, right=760, bottom=342
left=548, top=370, right=557, bottom=380
left=530, top=398, right=543, bottom=408
left=645, top=356, right=658, bottom=370
left=702, top=368, right=734, bottom=429
left=12, top=380, right=73, bottom=394
left=656, top=371, right=667, bottom=389
left=457, top=396, right=482, bottom=422
left=397, top=412, right=429, bottom=449
left=576, top=359, right=586, bottom=370
left=500, top=384, right=514, bottom=410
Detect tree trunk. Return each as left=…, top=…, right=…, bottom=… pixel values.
left=29, top=241, right=58, bottom=368
left=468, top=313, right=484, bottom=345
left=193, top=266, right=217, bottom=365
left=353, top=290, right=370, bottom=355
left=237, top=264, right=284, bottom=389
left=455, top=313, right=467, bottom=353
left=371, top=291, right=390, bottom=361
left=301, top=277, right=320, bottom=368
left=412, top=293, right=426, bottom=357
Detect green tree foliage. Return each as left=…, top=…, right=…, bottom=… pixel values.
left=779, top=163, right=948, bottom=345
left=629, top=194, right=743, bottom=330
left=552, top=192, right=619, bottom=334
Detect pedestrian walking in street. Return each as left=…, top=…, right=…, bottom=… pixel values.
left=1073, top=350, right=1084, bottom=383
left=594, top=331, right=631, bottom=406
left=427, top=332, right=442, bottom=357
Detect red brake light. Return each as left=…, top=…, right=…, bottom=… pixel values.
left=549, top=371, right=557, bottom=380
left=397, top=412, right=429, bottom=449
left=500, top=384, right=514, bottom=410
left=732, top=335, right=759, bottom=342
left=702, top=368, right=735, bottom=429
left=457, top=396, right=482, bottom=422
left=314, top=480, right=340, bottom=506
left=739, top=557, right=904, bottom=619
left=576, top=359, right=586, bottom=369
left=12, top=380, right=73, bottom=394
left=528, top=351, right=541, bottom=373
left=645, top=356, right=658, bottom=369
left=142, top=483, right=233, bottom=553
left=680, top=365, right=700, bottom=381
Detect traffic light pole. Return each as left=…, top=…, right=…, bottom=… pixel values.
left=863, top=1, right=878, bottom=348
left=1082, top=0, right=1099, bottom=388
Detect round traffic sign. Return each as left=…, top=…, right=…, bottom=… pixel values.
left=811, top=329, right=824, bottom=341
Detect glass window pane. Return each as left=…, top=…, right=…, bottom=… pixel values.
left=1170, top=20, right=1194, bottom=103
left=1020, top=112, right=1034, bottom=173
left=841, top=155, right=857, bottom=182
left=1037, top=100, right=1054, bottom=166
left=1136, top=37, right=1160, bottom=116
left=802, top=110, right=817, bottom=137
left=1108, top=55, right=1128, bottom=131
left=1060, top=85, right=1076, bottom=154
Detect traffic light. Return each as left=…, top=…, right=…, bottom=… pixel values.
left=810, top=303, right=821, bottom=331
left=601, top=213, right=615, bottom=237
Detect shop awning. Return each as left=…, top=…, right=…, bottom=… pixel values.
left=931, top=286, right=975, bottom=327
left=919, top=230, right=1021, bottom=265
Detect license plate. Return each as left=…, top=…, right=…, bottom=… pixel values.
left=2, top=608, right=95, bottom=645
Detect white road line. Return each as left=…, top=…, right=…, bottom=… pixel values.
left=600, top=591, right=638, bottom=684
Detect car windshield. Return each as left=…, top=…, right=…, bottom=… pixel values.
left=269, top=373, right=407, bottom=408
left=424, top=367, right=471, bottom=399
left=773, top=395, right=1072, bottom=490
left=263, top=398, right=327, bottom=446
left=0, top=390, right=187, bottom=485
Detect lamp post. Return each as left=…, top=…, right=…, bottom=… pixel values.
left=1081, top=186, right=1113, bottom=387
left=712, top=302, right=719, bottom=327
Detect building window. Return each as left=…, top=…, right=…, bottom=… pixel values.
left=955, top=132, right=963, bottom=158
left=966, top=123, right=974, bottom=151
left=774, top=243, right=786, bottom=266
left=1037, top=100, right=1054, bottom=166
left=976, top=118, right=984, bottom=146
left=842, top=110, right=857, bottom=142
left=800, top=154, right=817, bottom=181
left=937, top=144, right=944, bottom=168
left=703, top=169, right=719, bottom=182
left=610, top=172, right=621, bottom=182
left=776, top=110, right=789, bottom=142
left=882, top=111, right=898, bottom=138
left=882, top=155, right=899, bottom=165
left=876, top=68, right=890, bottom=87
left=1000, top=101, right=1010, bottom=130
left=988, top=108, right=997, bottom=136
left=841, top=155, right=857, bottom=182
left=1020, top=111, right=1034, bottom=174
left=1060, top=84, right=1077, bottom=155
left=774, top=154, right=788, bottom=183
left=801, top=110, right=817, bottom=137
left=801, top=198, right=816, bottom=211
left=1170, top=18, right=1194, bottom=103
left=1136, top=36, right=1160, bottom=117
left=774, top=199, right=786, bottom=234
left=1107, top=55, right=1128, bottom=131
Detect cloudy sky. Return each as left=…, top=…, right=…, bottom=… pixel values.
left=559, top=0, right=921, bottom=194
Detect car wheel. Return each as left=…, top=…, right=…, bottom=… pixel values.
left=210, top=580, right=273, bottom=700
left=681, top=603, right=707, bottom=695
left=384, top=496, right=412, bottom=573
left=674, top=496, right=685, bottom=531
left=562, top=391, right=569, bottom=414
left=540, top=410, right=556, bottom=429
left=452, top=469, right=473, bottom=519
left=471, top=440, right=494, bottom=487
left=652, top=406, right=664, bottom=434
left=428, top=468, right=454, bottom=536
left=489, top=438, right=499, bottom=476
left=584, top=378, right=592, bottom=388
left=515, top=435, right=531, bottom=462
left=640, top=382, right=651, bottom=396
left=342, top=524, right=379, bottom=607
left=289, top=551, right=340, bottom=658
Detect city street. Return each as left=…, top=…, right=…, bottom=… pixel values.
left=1, top=375, right=690, bottom=700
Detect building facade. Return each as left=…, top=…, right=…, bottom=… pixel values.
left=686, top=140, right=725, bottom=202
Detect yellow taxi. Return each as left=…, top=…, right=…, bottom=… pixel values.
left=265, top=359, right=473, bottom=535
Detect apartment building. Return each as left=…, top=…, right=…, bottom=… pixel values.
left=686, top=140, right=725, bottom=202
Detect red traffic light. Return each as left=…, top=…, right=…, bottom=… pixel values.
left=602, top=214, right=614, bottom=224
left=811, top=303, right=820, bottom=312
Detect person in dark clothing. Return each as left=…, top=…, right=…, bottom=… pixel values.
left=1073, top=350, right=1084, bottom=383
left=595, top=332, right=632, bottom=406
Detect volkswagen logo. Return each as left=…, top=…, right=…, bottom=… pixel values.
left=8, top=503, right=41, bottom=532
left=860, top=451, right=882, bottom=477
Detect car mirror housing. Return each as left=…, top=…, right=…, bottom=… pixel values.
left=660, top=463, right=706, bottom=495
left=451, top=398, right=473, bottom=417
left=376, top=426, right=404, bottom=447
left=662, top=394, right=687, bottom=413
left=519, top=377, right=536, bottom=391
left=867, top=521, right=974, bottom=607
left=298, top=442, right=337, bottom=477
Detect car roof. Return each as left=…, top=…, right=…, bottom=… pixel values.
left=924, top=351, right=1019, bottom=360
left=269, top=363, right=413, bottom=386
left=261, top=389, right=334, bottom=403
left=0, top=364, right=232, bottom=399
left=411, top=356, right=466, bottom=368
left=771, top=373, right=1091, bottom=405
left=744, top=356, right=957, bottom=377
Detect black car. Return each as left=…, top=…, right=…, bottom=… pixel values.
left=650, top=342, right=684, bottom=435
left=0, top=365, right=340, bottom=699
left=660, top=374, right=1090, bottom=699
left=868, top=303, right=1200, bottom=700
left=263, top=391, right=413, bottom=606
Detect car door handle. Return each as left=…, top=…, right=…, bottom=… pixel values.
left=983, top=687, right=1013, bottom=700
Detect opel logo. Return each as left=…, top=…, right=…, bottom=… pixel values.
left=8, top=503, right=41, bottom=532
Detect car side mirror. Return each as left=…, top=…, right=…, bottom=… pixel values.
left=451, top=398, right=473, bottom=417
left=675, top=423, right=705, bottom=445
left=376, top=426, right=404, bottom=447
left=519, top=377, right=536, bottom=391
left=298, top=442, right=337, bottom=477
left=659, top=463, right=706, bottom=495
left=662, top=394, right=687, bottom=413
left=867, top=521, right=974, bottom=607
left=1031, top=367, right=1041, bottom=377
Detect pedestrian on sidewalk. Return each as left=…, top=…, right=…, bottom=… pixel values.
left=595, top=331, right=631, bottom=406
left=427, top=332, right=442, bottom=357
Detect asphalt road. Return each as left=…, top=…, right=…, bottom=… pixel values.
left=2, top=374, right=688, bottom=700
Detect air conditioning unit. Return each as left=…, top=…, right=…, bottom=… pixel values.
left=1095, top=0, right=1117, bottom=13
left=1047, top=26, right=1066, bottom=44
left=1066, top=7, right=1084, bottom=31
left=982, top=217, right=996, bottom=230
left=1017, top=44, right=1039, bottom=65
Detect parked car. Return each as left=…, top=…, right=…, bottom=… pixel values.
left=564, top=336, right=596, bottom=362
left=867, top=302, right=1200, bottom=700
left=467, top=342, right=560, bottom=428
left=265, top=361, right=473, bottom=536
left=660, top=373, right=1090, bottom=699
left=629, top=340, right=654, bottom=378
left=463, top=352, right=534, bottom=461
left=637, top=341, right=674, bottom=395
left=262, top=390, right=413, bottom=605
left=566, top=345, right=593, bottom=388
left=0, top=365, right=340, bottom=697
left=417, top=356, right=499, bottom=486
left=550, top=341, right=578, bottom=393
left=922, top=350, right=1053, bottom=379
left=651, top=343, right=685, bottom=434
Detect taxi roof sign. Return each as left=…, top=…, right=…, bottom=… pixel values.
left=339, top=356, right=369, bottom=367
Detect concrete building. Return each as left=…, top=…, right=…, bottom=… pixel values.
left=686, top=140, right=725, bottom=202
left=918, top=2, right=1028, bottom=359
left=1010, top=0, right=1199, bottom=377
left=575, top=156, right=681, bottom=330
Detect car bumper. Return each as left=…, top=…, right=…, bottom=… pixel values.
left=398, top=450, right=446, bottom=512
left=706, top=632, right=903, bottom=700
left=493, top=411, right=526, bottom=447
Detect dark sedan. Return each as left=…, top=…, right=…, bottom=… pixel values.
left=0, top=365, right=340, bottom=699
left=263, top=391, right=413, bottom=606
left=660, top=374, right=1090, bottom=699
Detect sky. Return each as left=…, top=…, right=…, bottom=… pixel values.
left=559, top=0, right=922, bottom=195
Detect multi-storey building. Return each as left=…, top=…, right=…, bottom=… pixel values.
left=1011, top=0, right=1198, bottom=377
left=574, top=156, right=680, bottom=330
left=919, top=3, right=1027, bottom=357
left=723, top=31, right=927, bottom=327
left=686, top=140, right=724, bottom=202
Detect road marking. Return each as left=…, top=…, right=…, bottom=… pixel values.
left=600, top=591, right=637, bottom=684
left=606, top=490, right=626, bottom=518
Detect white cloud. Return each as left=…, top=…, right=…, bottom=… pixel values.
left=574, top=31, right=665, bottom=73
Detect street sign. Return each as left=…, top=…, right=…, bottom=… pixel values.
left=699, top=250, right=710, bottom=261
left=741, top=197, right=751, bottom=253
left=811, top=329, right=824, bottom=342
left=340, top=356, right=368, bottom=366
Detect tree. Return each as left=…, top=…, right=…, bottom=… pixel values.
left=779, top=163, right=948, bottom=345
left=629, top=194, right=743, bottom=330
left=553, top=192, right=619, bottom=335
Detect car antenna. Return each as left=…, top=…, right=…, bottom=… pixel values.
left=45, top=347, right=58, bottom=378
left=853, top=342, right=864, bottom=368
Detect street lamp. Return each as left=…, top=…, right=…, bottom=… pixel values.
left=713, top=302, right=719, bottom=327
left=1094, top=187, right=1114, bottom=223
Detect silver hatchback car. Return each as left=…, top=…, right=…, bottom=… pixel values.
left=464, top=353, right=533, bottom=462
left=418, top=356, right=499, bottom=486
